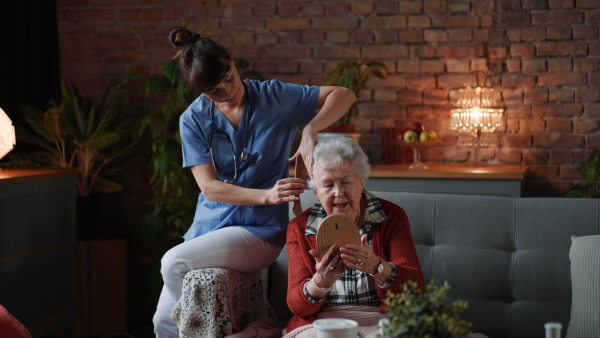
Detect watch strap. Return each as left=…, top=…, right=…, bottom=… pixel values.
left=369, top=257, right=384, bottom=276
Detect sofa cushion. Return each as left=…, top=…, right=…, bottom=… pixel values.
left=566, top=235, right=600, bottom=338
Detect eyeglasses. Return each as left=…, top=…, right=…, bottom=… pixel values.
left=208, top=84, right=250, bottom=183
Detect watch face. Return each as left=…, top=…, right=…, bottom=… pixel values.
left=377, top=263, right=384, bottom=273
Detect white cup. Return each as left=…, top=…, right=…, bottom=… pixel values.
left=313, top=318, right=358, bottom=338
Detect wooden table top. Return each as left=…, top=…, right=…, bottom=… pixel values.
left=0, top=169, right=78, bottom=185
left=291, top=163, right=529, bottom=180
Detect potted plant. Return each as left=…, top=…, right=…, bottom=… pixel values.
left=379, top=279, right=472, bottom=338
left=566, top=148, right=600, bottom=198
left=2, top=76, right=140, bottom=239
left=321, top=60, right=388, bottom=135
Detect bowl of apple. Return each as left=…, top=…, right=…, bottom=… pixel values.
left=395, top=121, right=437, bottom=169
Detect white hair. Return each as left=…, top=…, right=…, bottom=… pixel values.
left=308, top=137, right=370, bottom=188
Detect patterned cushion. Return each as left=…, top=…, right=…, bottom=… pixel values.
left=566, top=235, right=600, bottom=338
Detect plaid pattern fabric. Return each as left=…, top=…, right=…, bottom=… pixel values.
left=303, top=190, right=397, bottom=306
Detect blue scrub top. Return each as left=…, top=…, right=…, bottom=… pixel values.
left=179, top=79, right=320, bottom=246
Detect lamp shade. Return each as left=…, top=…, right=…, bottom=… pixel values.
left=450, top=87, right=504, bottom=134
left=0, top=108, right=16, bottom=160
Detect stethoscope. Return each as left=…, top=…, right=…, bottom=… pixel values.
left=208, top=83, right=250, bottom=183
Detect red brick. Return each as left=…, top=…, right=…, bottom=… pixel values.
left=506, top=59, right=521, bottom=72
left=375, top=30, right=398, bottom=44
left=255, top=4, right=276, bottom=16
left=446, top=59, right=469, bottom=72
left=534, top=133, right=585, bottom=148
left=423, top=0, right=446, bottom=13
left=584, top=103, right=600, bottom=117
left=423, top=89, right=447, bottom=104
left=502, top=89, right=524, bottom=104
left=546, top=180, right=572, bottom=197
left=233, top=33, right=254, bottom=46
left=587, top=134, right=600, bottom=149
left=73, top=9, right=95, bottom=22
left=503, top=74, right=536, bottom=88
left=363, top=45, right=409, bottom=59
left=522, top=59, right=546, bottom=73
left=278, top=3, right=301, bottom=16
left=103, top=51, right=149, bottom=63
left=299, top=61, right=323, bottom=75
left=559, top=165, right=583, bottom=180
left=549, top=149, right=574, bottom=163
left=533, top=103, right=583, bottom=118
left=538, top=73, right=586, bottom=87
left=547, top=26, right=573, bottom=40
left=488, top=46, right=507, bottom=60
left=507, top=29, right=521, bottom=42
left=410, top=45, right=436, bottom=58
left=496, top=149, right=523, bottom=164
left=510, top=44, right=535, bottom=58
left=420, top=60, right=444, bottom=73
left=587, top=11, right=600, bottom=24
left=255, top=61, right=276, bottom=75
left=314, top=46, right=360, bottom=60
left=576, top=89, right=600, bottom=102
left=573, top=26, right=598, bottom=40
left=399, top=0, right=422, bottom=14
left=538, top=42, right=588, bottom=57
left=277, top=62, right=299, bottom=74
left=268, top=18, right=310, bottom=31
left=327, top=31, right=349, bottom=44
left=532, top=11, right=584, bottom=25
left=591, top=71, right=600, bottom=87
left=548, top=0, right=574, bottom=9
left=302, top=32, right=325, bottom=45
left=432, top=14, right=480, bottom=28
left=328, top=3, right=350, bottom=16
left=362, top=16, right=407, bottom=30
left=528, top=165, right=560, bottom=178
left=266, top=47, right=311, bottom=60
left=257, top=33, right=278, bottom=45
left=440, top=74, right=479, bottom=89
left=142, top=8, right=162, bottom=21
left=164, top=7, right=185, bottom=20
left=546, top=119, right=573, bottom=132
left=504, top=134, right=533, bottom=147
left=520, top=118, right=546, bottom=133
left=448, top=28, right=473, bottom=42
left=435, top=44, right=483, bottom=59
left=549, top=89, right=574, bottom=102
left=506, top=105, right=532, bottom=119
left=314, top=17, right=360, bottom=30
left=92, top=37, right=140, bottom=50
left=408, top=15, right=432, bottom=29
left=406, top=75, right=437, bottom=89
left=303, top=3, right=324, bottom=16
left=397, top=60, right=420, bottom=73
left=399, top=90, right=422, bottom=103
left=351, top=31, right=374, bottom=44
left=368, top=75, right=406, bottom=89
left=574, top=119, right=600, bottom=133
left=448, top=1, right=470, bottom=13
left=576, top=0, right=600, bottom=9
left=398, top=29, right=423, bottom=43
left=470, top=59, right=487, bottom=72
left=359, top=103, right=404, bottom=118
left=522, top=27, right=546, bottom=41
left=494, top=13, right=531, bottom=27
left=375, top=1, right=398, bottom=15
left=523, top=0, right=548, bottom=10
left=547, top=58, right=573, bottom=72
left=279, top=32, right=302, bottom=45
left=443, top=148, right=470, bottom=162
left=523, top=149, right=549, bottom=164
left=351, top=2, right=373, bottom=15
left=373, top=89, right=398, bottom=102
left=524, top=88, right=549, bottom=103
left=424, top=30, right=448, bottom=42
left=574, top=58, right=599, bottom=71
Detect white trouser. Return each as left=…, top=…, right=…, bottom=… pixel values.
left=153, top=226, right=283, bottom=338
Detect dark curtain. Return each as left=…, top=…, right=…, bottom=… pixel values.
left=0, top=0, right=61, bottom=128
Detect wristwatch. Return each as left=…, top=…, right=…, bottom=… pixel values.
left=369, top=257, right=385, bottom=276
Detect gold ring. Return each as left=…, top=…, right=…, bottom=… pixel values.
left=358, top=259, right=364, bottom=266
left=328, top=266, right=334, bottom=270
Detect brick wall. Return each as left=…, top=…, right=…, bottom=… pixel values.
left=56, top=0, right=600, bottom=197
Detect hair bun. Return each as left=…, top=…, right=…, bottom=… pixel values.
left=169, top=25, right=200, bottom=48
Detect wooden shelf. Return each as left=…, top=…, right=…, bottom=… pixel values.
left=0, top=169, right=77, bottom=185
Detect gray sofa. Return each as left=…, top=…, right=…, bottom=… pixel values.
left=268, top=191, right=600, bottom=338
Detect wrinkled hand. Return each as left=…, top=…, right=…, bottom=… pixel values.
left=340, top=234, right=379, bottom=275
left=289, top=126, right=318, bottom=176
left=309, top=245, right=345, bottom=287
left=265, top=178, right=305, bottom=205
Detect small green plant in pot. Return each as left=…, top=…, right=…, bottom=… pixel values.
left=323, top=60, right=388, bottom=130
left=378, top=279, right=472, bottom=338
left=566, top=149, right=600, bottom=198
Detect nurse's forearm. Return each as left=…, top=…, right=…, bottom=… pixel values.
left=308, top=86, right=356, bottom=133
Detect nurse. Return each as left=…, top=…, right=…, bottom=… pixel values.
left=153, top=26, right=357, bottom=337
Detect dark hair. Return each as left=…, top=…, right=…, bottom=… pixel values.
left=169, top=26, right=232, bottom=93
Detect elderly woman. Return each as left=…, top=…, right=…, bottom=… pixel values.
left=284, top=137, right=424, bottom=337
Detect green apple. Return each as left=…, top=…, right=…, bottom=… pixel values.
left=419, top=130, right=435, bottom=142
left=403, top=130, right=418, bottom=143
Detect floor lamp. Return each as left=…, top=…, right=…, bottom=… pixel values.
left=450, top=87, right=504, bottom=166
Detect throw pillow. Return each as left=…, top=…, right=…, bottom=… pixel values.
left=566, top=235, right=600, bottom=338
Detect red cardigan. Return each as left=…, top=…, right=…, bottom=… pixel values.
left=285, top=197, right=424, bottom=332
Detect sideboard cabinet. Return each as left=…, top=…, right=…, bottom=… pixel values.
left=0, top=169, right=77, bottom=337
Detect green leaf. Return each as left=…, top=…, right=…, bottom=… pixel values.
left=163, top=59, right=181, bottom=84
left=94, top=176, right=123, bottom=194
